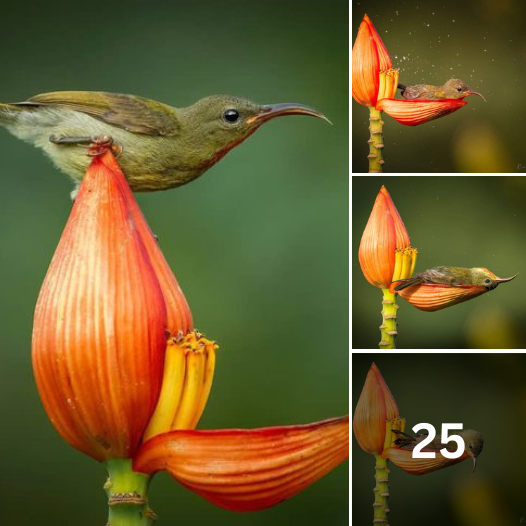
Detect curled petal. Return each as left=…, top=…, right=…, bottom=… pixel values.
left=382, top=447, right=470, bottom=475
left=376, top=98, right=467, bottom=126
left=134, top=416, right=349, bottom=512
left=353, top=363, right=398, bottom=455
left=99, top=152, right=193, bottom=335
left=32, top=152, right=167, bottom=461
left=352, top=15, right=380, bottom=106
left=392, top=283, right=487, bottom=311
left=359, top=186, right=410, bottom=289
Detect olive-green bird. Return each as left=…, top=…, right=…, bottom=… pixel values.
left=397, top=79, right=486, bottom=101
left=0, top=91, right=329, bottom=194
left=392, top=429, right=484, bottom=473
left=393, top=266, right=517, bottom=292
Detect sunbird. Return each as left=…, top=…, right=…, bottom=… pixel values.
left=392, top=429, right=484, bottom=473
left=0, top=91, right=329, bottom=193
left=397, top=79, right=485, bottom=101
left=391, top=267, right=517, bottom=312
left=393, top=266, right=517, bottom=291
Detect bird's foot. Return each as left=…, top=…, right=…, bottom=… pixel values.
left=49, top=134, right=122, bottom=158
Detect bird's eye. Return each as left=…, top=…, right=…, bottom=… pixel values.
left=469, top=444, right=473, bottom=449
left=457, top=87, right=462, bottom=92
left=484, top=278, right=491, bottom=284
left=223, top=109, right=240, bottom=123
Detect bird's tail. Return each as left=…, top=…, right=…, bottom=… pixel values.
left=391, top=276, right=423, bottom=291
left=0, top=102, right=26, bottom=125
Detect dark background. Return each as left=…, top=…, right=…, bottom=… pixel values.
left=352, top=0, right=526, bottom=173
left=352, top=176, right=526, bottom=349
left=352, top=354, right=526, bottom=526
left=0, top=1, right=348, bottom=524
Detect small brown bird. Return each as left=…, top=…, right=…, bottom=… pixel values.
left=397, top=79, right=485, bottom=101
left=0, top=91, right=329, bottom=194
left=392, top=429, right=484, bottom=473
left=393, top=266, right=517, bottom=291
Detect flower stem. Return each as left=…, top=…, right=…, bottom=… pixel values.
left=379, top=289, right=398, bottom=349
left=368, top=107, right=385, bottom=173
left=104, top=459, right=155, bottom=526
left=373, top=455, right=390, bottom=524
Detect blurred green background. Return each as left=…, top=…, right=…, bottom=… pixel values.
left=352, top=0, right=526, bottom=172
left=0, top=1, right=348, bottom=524
left=352, top=176, right=525, bottom=348
left=352, top=354, right=526, bottom=525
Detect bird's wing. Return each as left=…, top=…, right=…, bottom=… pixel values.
left=18, top=91, right=179, bottom=136
left=421, top=267, right=462, bottom=286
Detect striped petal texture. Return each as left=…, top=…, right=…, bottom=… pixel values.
left=32, top=152, right=168, bottom=461
left=134, top=416, right=349, bottom=512
left=376, top=98, right=467, bottom=126
left=382, top=447, right=470, bottom=475
left=393, top=283, right=487, bottom=311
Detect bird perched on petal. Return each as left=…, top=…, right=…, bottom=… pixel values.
left=0, top=91, right=328, bottom=195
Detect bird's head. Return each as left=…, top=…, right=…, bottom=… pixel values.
left=443, top=79, right=486, bottom=101
left=470, top=267, right=517, bottom=290
left=178, top=95, right=330, bottom=168
left=460, top=429, right=484, bottom=473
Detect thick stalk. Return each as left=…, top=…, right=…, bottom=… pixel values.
left=368, top=107, right=385, bottom=173
left=373, top=455, right=390, bottom=524
left=379, top=289, right=398, bottom=349
left=105, top=459, right=155, bottom=526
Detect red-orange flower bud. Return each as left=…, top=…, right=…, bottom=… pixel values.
left=32, top=152, right=168, bottom=461
left=133, top=416, right=349, bottom=512
left=352, top=14, right=393, bottom=107
left=353, top=363, right=399, bottom=455
left=376, top=98, right=467, bottom=126
left=359, top=186, right=411, bottom=289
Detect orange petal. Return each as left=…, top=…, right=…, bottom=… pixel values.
left=32, top=152, right=167, bottom=461
left=352, top=15, right=380, bottom=107
left=353, top=363, right=399, bottom=455
left=363, top=14, right=392, bottom=71
left=376, top=98, right=467, bottom=126
left=396, top=283, right=487, bottom=311
left=133, top=416, right=349, bottom=512
left=382, top=447, right=470, bottom=475
left=359, top=186, right=410, bottom=289
left=379, top=185, right=410, bottom=249
left=98, top=152, right=193, bottom=335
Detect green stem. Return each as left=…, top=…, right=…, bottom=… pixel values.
left=368, top=107, right=385, bottom=173
left=104, top=459, right=155, bottom=526
left=373, top=455, right=390, bottom=524
left=379, top=289, right=398, bottom=349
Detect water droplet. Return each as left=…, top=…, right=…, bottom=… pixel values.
left=452, top=19, right=455, bottom=22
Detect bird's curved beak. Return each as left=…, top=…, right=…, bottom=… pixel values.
left=246, top=103, right=332, bottom=125
left=495, top=273, right=518, bottom=284
left=465, top=90, right=486, bottom=102
left=472, top=455, right=477, bottom=474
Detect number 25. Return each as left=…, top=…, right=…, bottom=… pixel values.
left=412, top=423, right=464, bottom=459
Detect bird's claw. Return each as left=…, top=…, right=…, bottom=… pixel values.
left=49, top=134, right=122, bottom=158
